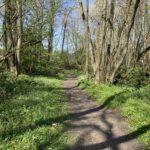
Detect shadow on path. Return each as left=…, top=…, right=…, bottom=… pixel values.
left=70, top=123, right=150, bottom=150
left=1, top=77, right=149, bottom=150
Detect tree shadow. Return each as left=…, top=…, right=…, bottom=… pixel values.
left=69, top=124, right=150, bottom=150
left=1, top=107, right=149, bottom=149
left=0, top=91, right=129, bottom=140
left=0, top=76, right=71, bottom=113
left=1, top=106, right=149, bottom=149
left=1, top=87, right=149, bottom=149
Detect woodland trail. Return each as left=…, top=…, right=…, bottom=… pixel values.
left=63, top=75, right=144, bottom=150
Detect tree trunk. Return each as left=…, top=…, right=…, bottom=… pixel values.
left=61, top=12, right=70, bottom=58
left=48, top=20, right=54, bottom=61
left=78, top=0, right=90, bottom=79
left=48, top=0, right=56, bottom=61
left=4, top=0, right=17, bottom=75
left=16, top=0, right=23, bottom=75
left=109, top=0, right=141, bottom=84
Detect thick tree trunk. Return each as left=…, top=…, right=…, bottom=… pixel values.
left=109, top=0, right=141, bottom=84
left=3, top=0, right=23, bottom=75
left=78, top=0, right=90, bottom=79
left=94, top=0, right=107, bottom=83
left=16, top=0, right=23, bottom=75
left=4, top=0, right=17, bottom=75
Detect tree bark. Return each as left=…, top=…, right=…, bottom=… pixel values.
left=109, top=0, right=141, bottom=84
left=48, top=0, right=56, bottom=61
left=61, top=11, right=70, bottom=58
left=16, top=0, right=23, bottom=75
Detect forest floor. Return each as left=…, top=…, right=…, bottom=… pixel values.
left=0, top=73, right=149, bottom=149
left=0, top=75, right=69, bottom=149
left=64, top=75, right=144, bottom=150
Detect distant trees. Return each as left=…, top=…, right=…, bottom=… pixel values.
left=47, top=0, right=64, bottom=61
left=0, top=0, right=67, bottom=74
left=0, top=0, right=149, bottom=84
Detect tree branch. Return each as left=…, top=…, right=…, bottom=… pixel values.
left=137, top=46, right=150, bottom=61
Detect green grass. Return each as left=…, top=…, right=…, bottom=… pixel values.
left=0, top=74, right=69, bottom=150
left=79, top=76, right=150, bottom=149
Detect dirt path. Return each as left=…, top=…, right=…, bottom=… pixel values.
left=64, top=76, right=144, bottom=150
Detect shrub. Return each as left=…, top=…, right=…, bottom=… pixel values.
left=119, top=67, right=149, bottom=88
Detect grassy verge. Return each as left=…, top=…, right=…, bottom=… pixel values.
left=0, top=74, right=69, bottom=150
left=79, top=76, right=150, bottom=149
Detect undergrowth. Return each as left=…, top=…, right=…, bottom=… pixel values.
left=0, top=73, right=69, bottom=150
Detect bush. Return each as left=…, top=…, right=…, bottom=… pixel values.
left=0, top=76, right=69, bottom=149
left=0, top=73, right=36, bottom=100
left=21, top=47, right=78, bottom=77
left=119, top=67, right=149, bottom=88
left=0, top=72, right=16, bottom=100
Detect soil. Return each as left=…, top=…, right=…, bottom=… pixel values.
left=63, top=75, right=144, bottom=150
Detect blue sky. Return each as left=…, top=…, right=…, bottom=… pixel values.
left=53, top=0, right=94, bottom=51
left=0, top=0, right=94, bottom=50
left=82, top=0, right=94, bottom=5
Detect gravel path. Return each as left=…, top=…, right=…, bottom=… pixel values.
left=63, top=76, right=144, bottom=150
